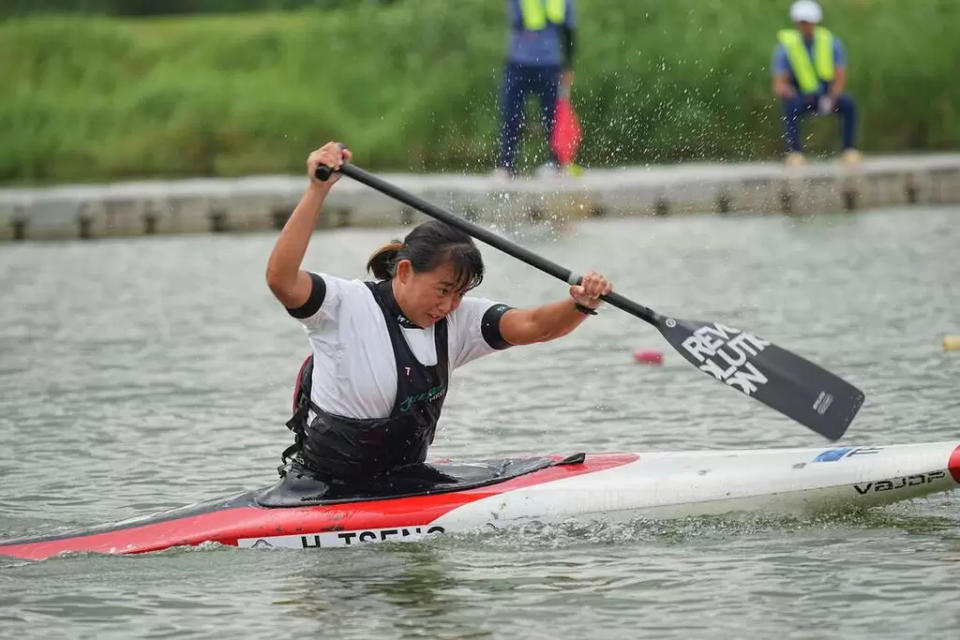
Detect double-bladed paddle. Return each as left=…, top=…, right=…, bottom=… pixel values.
left=316, top=161, right=864, bottom=440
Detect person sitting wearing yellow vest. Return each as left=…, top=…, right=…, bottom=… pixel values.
left=772, top=1, right=860, bottom=166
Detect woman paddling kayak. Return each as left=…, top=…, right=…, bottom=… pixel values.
left=265, top=142, right=612, bottom=482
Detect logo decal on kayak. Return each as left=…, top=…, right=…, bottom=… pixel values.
left=814, top=446, right=882, bottom=462
left=854, top=471, right=946, bottom=495
left=680, top=323, right=771, bottom=396
left=814, top=447, right=853, bottom=462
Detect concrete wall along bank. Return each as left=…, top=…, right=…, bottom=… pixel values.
left=1, top=154, right=958, bottom=241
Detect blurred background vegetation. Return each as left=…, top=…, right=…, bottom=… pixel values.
left=1, top=0, right=958, bottom=183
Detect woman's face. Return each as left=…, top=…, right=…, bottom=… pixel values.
left=394, top=259, right=465, bottom=328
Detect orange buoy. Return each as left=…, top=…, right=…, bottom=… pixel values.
left=634, top=349, right=663, bottom=365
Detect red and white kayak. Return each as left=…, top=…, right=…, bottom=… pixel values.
left=2, top=441, right=958, bottom=561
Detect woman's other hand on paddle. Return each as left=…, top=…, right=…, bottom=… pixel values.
left=570, top=271, right=612, bottom=311
left=308, top=142, right=352, bottom=186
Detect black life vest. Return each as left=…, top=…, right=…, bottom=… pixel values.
left=282, top=280, right=449, bottom=481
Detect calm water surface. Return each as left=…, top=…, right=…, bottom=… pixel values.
left=1, top=206, right=958, bottom=639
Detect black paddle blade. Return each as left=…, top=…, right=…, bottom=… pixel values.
left=657, top=316, right=864, bottom=440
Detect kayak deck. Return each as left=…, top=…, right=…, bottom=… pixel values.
left=2, top=442, right=958, bottom=561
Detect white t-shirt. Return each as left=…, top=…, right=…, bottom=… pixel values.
left=290, top=273, right=511, bottom=419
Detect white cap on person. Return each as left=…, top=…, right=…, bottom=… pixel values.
left=790, top=0, right=823, bottom=23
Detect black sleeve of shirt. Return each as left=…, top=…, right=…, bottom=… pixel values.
left=561, top=26, right=575, bottom=70
left=481, top=304, right=515, bottom=350
left=285, top=272, right=326, bottom=319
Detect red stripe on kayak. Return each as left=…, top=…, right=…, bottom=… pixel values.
left=0, top=453, right=638, bottom=561
left=949, top=444, right=960, bottom=484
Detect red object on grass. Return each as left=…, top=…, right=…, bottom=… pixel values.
left=551, top=93, right=582, bottom=166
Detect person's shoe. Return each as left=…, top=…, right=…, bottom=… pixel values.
left=784, top=152, right=806, bottom=167
left=562, top=163, right=584, bottom=177
left=490, top=167, right=512, bottom=182
left=841, top=149, right=863, bottom=165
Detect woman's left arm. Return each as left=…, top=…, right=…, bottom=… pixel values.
left=499, top=271, right=612, bottom=346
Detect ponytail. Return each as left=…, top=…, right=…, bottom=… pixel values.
left=366, top=240, right=402, bottom=280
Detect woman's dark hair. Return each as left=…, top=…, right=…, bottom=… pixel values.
left=366, top=220, right=484, bottom=292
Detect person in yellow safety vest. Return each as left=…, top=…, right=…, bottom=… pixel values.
left=494, top=0, right=576, bottom=178
left=771, top=0, right=861, bottom=166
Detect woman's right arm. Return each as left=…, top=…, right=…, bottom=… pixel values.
left=266, top=143, right=351, bottom=308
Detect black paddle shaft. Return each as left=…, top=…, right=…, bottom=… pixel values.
left=318, top=162, right=659, bottom=325
left=315, top=161, right=864, bottom=440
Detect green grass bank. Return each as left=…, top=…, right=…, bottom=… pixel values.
left=1, top=0, right=958, bottom=183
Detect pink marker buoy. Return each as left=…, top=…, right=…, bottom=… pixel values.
left=634, top=349, right=663, bottom=365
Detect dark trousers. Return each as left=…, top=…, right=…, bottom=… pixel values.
left=781, top=93, right=858, bottom=152
left=498, top=62, right=560, bottom=172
